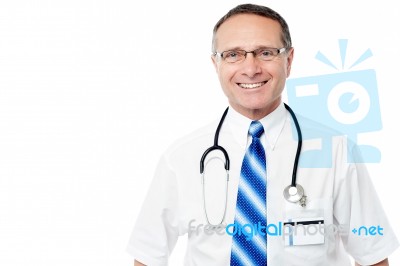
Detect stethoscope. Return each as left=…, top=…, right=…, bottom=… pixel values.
left=200, top=103, right=306, bottom=227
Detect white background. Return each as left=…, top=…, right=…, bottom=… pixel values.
left=0, top=0, right=399, bottom=265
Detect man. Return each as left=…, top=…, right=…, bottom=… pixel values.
left=127, top=4, right=398, bottom=265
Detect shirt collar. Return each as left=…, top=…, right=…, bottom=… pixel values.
left=226, top=102, right=287, bottom=150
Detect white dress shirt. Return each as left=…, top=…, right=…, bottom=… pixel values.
left=127, top=102, right=399, bottom=265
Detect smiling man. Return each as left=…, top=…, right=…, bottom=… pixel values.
left=127, top=4, right=398, bottom=265
left=211, top=12, right=292, bottom=121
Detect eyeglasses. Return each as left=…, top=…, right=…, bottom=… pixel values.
left=213, top=47, right=287, bottom=63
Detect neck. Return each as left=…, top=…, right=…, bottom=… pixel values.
left=232, top=101, right=281, bottom=120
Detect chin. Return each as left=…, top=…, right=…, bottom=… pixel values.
left=242, top=100, right=273, bottom=110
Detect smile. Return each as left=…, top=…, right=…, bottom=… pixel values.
left=238, top=81, right=267, bottom=89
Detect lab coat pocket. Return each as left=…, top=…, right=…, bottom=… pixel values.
left=283, top=198, right=333, bottom=264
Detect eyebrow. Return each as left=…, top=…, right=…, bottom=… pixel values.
left=219, top=45, right=277, bottom=52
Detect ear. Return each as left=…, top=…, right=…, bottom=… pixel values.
left=286, top=48, right=294, bottom=77
left=211, top=55, right=219, bottom=73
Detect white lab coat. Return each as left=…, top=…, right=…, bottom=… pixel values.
left=127, top=103, right=399, bottom=265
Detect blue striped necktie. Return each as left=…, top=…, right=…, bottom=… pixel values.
left=230, top=121, right=267, bottom=265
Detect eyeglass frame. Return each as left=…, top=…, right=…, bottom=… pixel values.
left=212, top=47, right=288, bottom=63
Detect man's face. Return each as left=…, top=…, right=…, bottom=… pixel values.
left=212, top=14, right=294, bottom=120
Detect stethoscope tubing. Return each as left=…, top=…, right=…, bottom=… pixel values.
left=199, top=103, right=305, bottom=225
left=200, top=103, right=302, bottom=183
left=283, top=103, right=303, bottom=187
left=200, top=107, right=230, bottom=174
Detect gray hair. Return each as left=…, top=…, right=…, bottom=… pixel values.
left=212, top=4, right=292, bottom=52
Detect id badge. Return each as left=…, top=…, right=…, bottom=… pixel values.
left=284, top=217, right=325, bottom=246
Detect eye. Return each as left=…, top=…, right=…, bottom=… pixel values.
left=223, top=51, right=238, bottom=59
left=260, top=49, right=274, bottom=57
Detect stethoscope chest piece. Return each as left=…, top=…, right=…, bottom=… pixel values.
left=283, top=184, right=307, bottom=207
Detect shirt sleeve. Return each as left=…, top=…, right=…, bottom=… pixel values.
left=333, top=139, right=399, bottom=265
left=126, top=154, right=181, bottom=266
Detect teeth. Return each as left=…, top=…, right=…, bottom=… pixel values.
left=239, top=82, right=265, bottom=89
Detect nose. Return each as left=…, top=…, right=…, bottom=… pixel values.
left=240, top=53, right=262, bottom=78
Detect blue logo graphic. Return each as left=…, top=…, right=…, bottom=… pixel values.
left=286, top=39, right=382, bottom=167
left=352, top=225, right=384, bottom=236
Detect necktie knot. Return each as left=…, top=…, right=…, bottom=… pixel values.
left=249, top=121, right=264, bottom=139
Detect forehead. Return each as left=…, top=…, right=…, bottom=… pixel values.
left=215, top=14, right=283, bottom=50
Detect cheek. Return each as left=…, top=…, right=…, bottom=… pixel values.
left=218, top=68, right=235, bottom=85
left=273, top=65, right=289, bottom=80
left=218, top=63, right=236, bottom=76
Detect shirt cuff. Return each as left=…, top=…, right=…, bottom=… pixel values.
left=126, top=244, right=168, bottom=266
left=355, top=237, right=399, bottom=265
